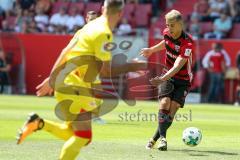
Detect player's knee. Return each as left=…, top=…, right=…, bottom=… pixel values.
left=159, top=97, right=171, bottom=109
left=171, top=101, right=181, bottom=109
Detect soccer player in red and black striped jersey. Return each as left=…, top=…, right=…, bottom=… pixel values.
left=140, top=10, right=194, bottom=151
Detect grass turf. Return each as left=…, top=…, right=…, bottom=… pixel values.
left=0, top=95, right=240, bottom=160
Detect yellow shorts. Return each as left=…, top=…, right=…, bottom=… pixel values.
left=54, top=73, right=102, bottom=114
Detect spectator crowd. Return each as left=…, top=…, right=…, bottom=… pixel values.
left=0, top=0, right=164, bottom=35
left=188, top=0, right=240, bottom=39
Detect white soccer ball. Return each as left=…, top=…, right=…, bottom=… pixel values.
left=182, top=127, right=202, bottom=147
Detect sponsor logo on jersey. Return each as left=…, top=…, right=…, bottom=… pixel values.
left=175, top=45, right=180, bottom=52
left=184, top=49, right=192, bottom=56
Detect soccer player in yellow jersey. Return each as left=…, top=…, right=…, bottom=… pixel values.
left=16, top=1, right=127, bottom=160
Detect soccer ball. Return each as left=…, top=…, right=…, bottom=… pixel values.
left=182, top=127, right=202, bottom=147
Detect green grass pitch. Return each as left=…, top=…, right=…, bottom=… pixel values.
left=0, top=95, right=240, bottom=160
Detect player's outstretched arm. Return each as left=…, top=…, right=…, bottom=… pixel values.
left=140, top=40, right=165, bottom=57
left=150, top=56, right=187, bottom=86
left=49, top=38, right=78, bottom=76
left=36, top=77, right=53, bottom=96
left=36, top=37, right=78, bottom=97
left=161, top=56, right=188, bottom=81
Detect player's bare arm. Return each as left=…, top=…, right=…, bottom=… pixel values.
left=150, top=56, right=188, bottom=86
left=140, top=40, right=165, bottom=57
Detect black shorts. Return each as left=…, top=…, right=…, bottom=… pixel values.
left=158, top=78, right=191, bottom=108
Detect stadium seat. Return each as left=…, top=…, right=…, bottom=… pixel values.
left=68, top=2, right=85, bottom=15
left=173, top=0, right=198, bottom=7
left=51, top=1, right=70, bottom=14
left=196, top=2, right=209, bottom=14
left=135, top=4, right=152, bottom=15
left=134, top=12, right=149, bottom=27
left=134, top=4, right=152, bottom=27
left=123, top=3, right=135, bottom=24
left=200, top=22, right=213, bottom=35
left=6, top=16, right=16, bottom=30
left=229, top=24, right=240, bottom=39
left=84, top=2, right=102, bottom=16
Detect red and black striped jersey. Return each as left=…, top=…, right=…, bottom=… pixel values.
left=163, top=28, right=194, bottom=82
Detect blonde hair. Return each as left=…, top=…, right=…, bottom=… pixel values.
left=104, top=0, right=124, bottom=15
left=165, top=10, right=183, bottom=22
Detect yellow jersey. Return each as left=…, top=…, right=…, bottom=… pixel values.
left=55, top=16, right=113, bottom=114
left=64, top=16, right=113, bottom=87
